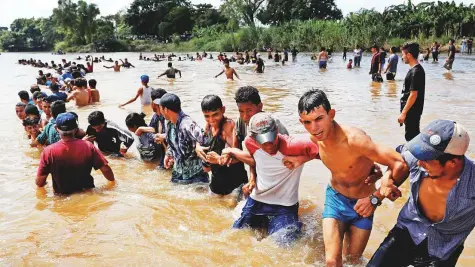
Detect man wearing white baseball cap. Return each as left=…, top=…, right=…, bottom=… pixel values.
left=224, top=112, right=319, bottom=246
left=371, top=119, right=475, bottom=267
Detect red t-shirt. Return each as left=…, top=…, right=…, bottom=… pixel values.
left=37, top=139, right=108, bottom=194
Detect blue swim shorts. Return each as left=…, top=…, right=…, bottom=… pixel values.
left=319, top=61, right=327, bottom=69
left=322, top=185, right=373, bottom=230
left=233, top=197, right=302, bottom=246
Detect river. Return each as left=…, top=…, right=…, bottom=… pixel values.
left=0, top=52, right=474, bottom=266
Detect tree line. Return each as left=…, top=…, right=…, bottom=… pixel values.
left=0, top=0, right=474, bottom=52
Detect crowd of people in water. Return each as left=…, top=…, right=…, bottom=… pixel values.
left=14, top=41, right=475, bottom=267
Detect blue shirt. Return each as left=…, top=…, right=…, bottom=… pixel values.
left=37, top=118, right=60, bottom=145
left=62, top=73, right=73, bottom=80
left=49, top=92, right=67, bottom=102
left=149, top=113, right=166, bottom=134
left=388, top=54, right=399, bottom=73
left=397, top=148, right=475, bottom=260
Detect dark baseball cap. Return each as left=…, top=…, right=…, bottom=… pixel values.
left=56, top=112, right=79, bottom=131
left=157, top=93, right=181, bottom=113
left=406, top=120, right=470, bottom=161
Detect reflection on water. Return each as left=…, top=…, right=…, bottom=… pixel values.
left=0, top=52, right=474, bottom=266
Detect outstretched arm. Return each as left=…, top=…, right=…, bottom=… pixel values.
left=233, top=69, right=240, bottom=79
left=214, top=70, right=224, bottom=78
left=177, top=69, right=182, bottom=78
left=157, top=71, right=167, bottom=78
left=119, top=88, right=142, bottom=107
left=103, top=65, right=113, bottom=69
left=100, top=164, right=115, bottom=181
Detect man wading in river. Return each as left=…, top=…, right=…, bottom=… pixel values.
left=36, top=112, right=115, bottom=194
left=369, top=119, right=475, bottom=267
left=295, top=89, right=407, bottom=266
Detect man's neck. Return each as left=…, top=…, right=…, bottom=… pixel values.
left=321, top=121, right=339, bottom=145
left=409, top=60, right=418, bottom=68
left=61, top=136, right=75, bottom=141
left=169, top=113, right=179, bottom=125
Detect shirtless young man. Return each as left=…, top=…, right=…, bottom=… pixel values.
left=296, top=89, right=408, bottom=266
left=119, top=75, right=153, bottom=107
left=317, top=47, right=329, bottom=69
left=214, top=59, right=240, bottom=80
left=66, top=78, right=90, bottom=106
left=88, top=79, right=100, bottom=102
left=103, top=61, right=121, bottom=72
left=157, top=62, right=181, bottom=79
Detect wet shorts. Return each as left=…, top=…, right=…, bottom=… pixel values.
left=233, top=197, right=302, bottom=246
left=319, top=61, right=327, bottom=68
left=322, top=185, right=373, bottom=230
left=171, top=173, right=209, bottom=185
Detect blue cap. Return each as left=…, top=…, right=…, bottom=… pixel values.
left=406, top=120, right=469, bottom=161
left=140, top=75, right=149, bottom=83
left=56, top=112, right=78, bottom=131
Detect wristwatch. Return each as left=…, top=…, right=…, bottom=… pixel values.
left=369, top=194, right=382, bottom=207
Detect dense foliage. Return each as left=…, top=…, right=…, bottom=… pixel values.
left=0, top=0, right=474, bottom=52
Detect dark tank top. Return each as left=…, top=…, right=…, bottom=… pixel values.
left=204, top=119, right=248, bottom=195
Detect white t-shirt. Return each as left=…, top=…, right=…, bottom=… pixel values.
left=354, top=49, right=362, bottom=57
left=245, top=134, right=319, bottom=206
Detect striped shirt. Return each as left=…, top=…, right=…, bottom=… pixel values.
left=397, top=148, right=475, bottom=260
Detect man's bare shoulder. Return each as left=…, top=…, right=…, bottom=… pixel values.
left=340, top=124, right=372, bottom=148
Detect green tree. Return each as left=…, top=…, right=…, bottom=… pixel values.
left=193, top=4, right=228, bottom=28
left=220, top=0, right=266, bottom=27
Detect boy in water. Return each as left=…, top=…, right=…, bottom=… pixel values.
left=254, top=55, right=265, bottom=73
left=88, top=79, right=100, bottom=103
left=214, top=59, right=240, bottom=80
left=66, top=78, right=90, bottom=106
left=199, top=95, right=248, bottom=196
left=119, top=75, right=154, bottom=107
left=23, top=117, right=42, bottom=147
left=347, top=59, right=353, bottom=69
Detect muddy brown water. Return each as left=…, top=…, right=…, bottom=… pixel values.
left=0, top=52, right=474, bottom=266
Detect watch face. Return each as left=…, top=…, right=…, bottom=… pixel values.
left=371, top=197, right=378, bottom=205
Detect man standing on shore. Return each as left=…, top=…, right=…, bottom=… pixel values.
left=399, top=42, right=425, bottom=142
left=444, top=39, right=456, bottom=71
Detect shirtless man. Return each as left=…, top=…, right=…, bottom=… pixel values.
left=214, top=59, right=240, bottom=80
left=88, top=79, right=100, bottom=102
left=103, top=61, right=121, bottom=72
left=295, top=89, right=407, bottom=266
left=157, top=62, right=181, bottom=79
left=119, top=75, right=153, bottom=107
left=317, top=47, right=329, bottom=69
left=66, top=78, right=90, bottom=106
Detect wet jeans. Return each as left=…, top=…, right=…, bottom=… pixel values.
left=367, top=226, right=464, bottom=267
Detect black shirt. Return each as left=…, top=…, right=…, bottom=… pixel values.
left=401, top=64, right=425, bottom=116
left=256, top=58, right=264, bottom=73
left=86, top=120, right=134, bottom=154
left=448, top=45, right=456, bottom=59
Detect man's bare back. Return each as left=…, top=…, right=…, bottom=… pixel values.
left=90, top=89, right=100, bottom=102
left=225, top=67, right=235, bottom=80
left=316, top=123, right=376, bottom=199
left=71, top=89, right=90, bottom=106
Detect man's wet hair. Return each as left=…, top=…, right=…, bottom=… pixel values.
left=151, top=88, right=167, bottom=101
left=30, top=85, right=41, bottom=94
left=50, top=83, right=60, bottom=92
left=125, top=112, right=147, bottom=128
left=298, top=89, right=332, bottom=114
left=75, top=78, right=87, bottom=88
left=201, top=95, right=223, bottom=112
left=88, top=111, right=106, bottom=126
left=22, top=117, right=40, bottom=127
left=402, top=42, right=420, bottom=59
left=18, top=90, right=30, bottom=101
left=88, top=79, right=97, bottom=88
left=391, top=46, right=398, bottom=53
left=32, top=91, right=45, bottom=100
left=234, top=86, right=261, bottom=105
left=45, top=73, right=52, bottom=78
left=168, top=62, right=172, bottom=67
left=51, top=100, right=66, bottom=119
left=16, top=102, right=26, bottom=108
left=436, top=153, right=464, bottom=165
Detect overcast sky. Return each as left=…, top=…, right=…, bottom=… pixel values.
left=0, top=0, right=473, bottom=28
